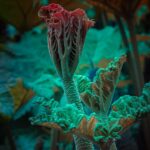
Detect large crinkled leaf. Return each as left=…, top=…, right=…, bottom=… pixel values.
left=2, top=31, right=54, bottom=82
left=79, top=55, right=126, bottom=114
left=93, top=27, right=125, bottom=65
left=111, top=83, right=150, bottom=123
left=92, top=55, right=126, bottom=113
left=28, top=74, right=63, bottom=99
left=13, top=75, right=63, bottom=119
left=0, top=30, right=57, bottom=120
left=79, top=27, right=125, bottom=66
left=0, top=30, right=54, bottom=97
left=0, top=0, right=41, bottom=31
left=74, top=75, right=91, bottom=93
left=30, top=104, right=85, bottom=132
left=35, top=97, right=59, bottom=109
left=30, top=83, right=150, bottom=144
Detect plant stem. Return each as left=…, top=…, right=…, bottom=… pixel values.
left=50, top=129, right=58, bottom=150
left=115, top=16, right=129, bottom=50
left=100, top=141, right=117, bottom=150
left=115, top=15, right=144, bottom=95
left=63, top=78, right=83, bottom=109
left=110, top=143, right=117, bottom=150
left=127, top=18, right=144, bottom=95
left=63, top=78, right=94, bottom=150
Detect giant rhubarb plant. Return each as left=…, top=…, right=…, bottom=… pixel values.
left=37, top=3, right=94, bottom=150
left=30, top=3, right=150, bottom=150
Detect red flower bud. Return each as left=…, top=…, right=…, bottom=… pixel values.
left=38, top=3, right=94, bottom=78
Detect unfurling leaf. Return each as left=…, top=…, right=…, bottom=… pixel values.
left=78, top=55, right=126, bottom=114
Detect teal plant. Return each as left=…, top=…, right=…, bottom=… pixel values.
left=30, top=2, right=150, bottom=150
left=30, top=68, right=150, bottom=150
left=37, top=3, right=94, bottom=150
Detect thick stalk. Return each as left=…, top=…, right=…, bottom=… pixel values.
left=115, top=15, right=144, bottom=95
left=110, top=143, right=117, bottom=150
left=63, top=78, right=83, bottom=110
left=100, top=141, right=117, bottom=150
left=126, top=18, right=144, bottom=95
left=115, top=15, right=134, bottom=95
left=63, top=78, right=94, bottom=150
left=115, top=16, right=130, bottom=50
left=50, top=129, right=58, bottom=150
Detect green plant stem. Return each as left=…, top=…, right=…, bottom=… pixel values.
left=115, top=15, right=144, bottom=95
left=63, top=78, right=83, bottom=110
left=63, top=78, right=94, bottom=150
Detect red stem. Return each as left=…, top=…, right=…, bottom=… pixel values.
left=115, top=15, right=144, bottom=95
left=127, top=18, right=144, bottom=95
